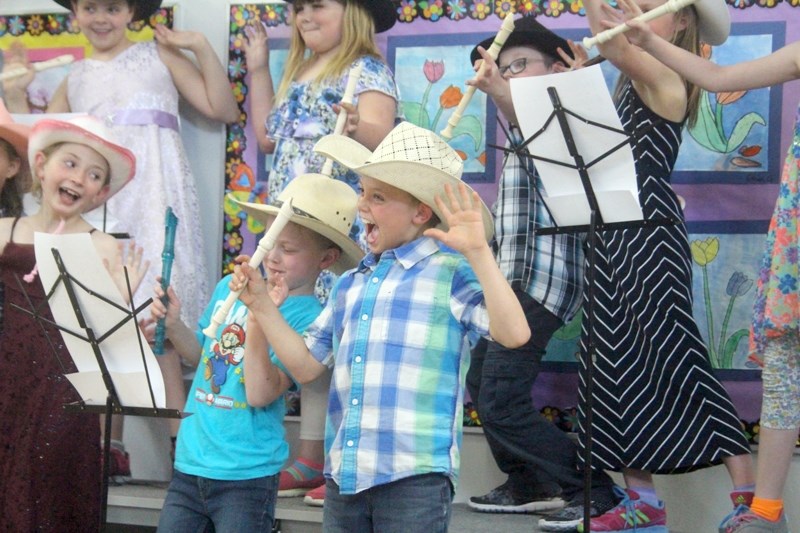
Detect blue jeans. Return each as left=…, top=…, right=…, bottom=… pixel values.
left=157, top=470, right=279, bottom=533
left=323, top=473, right=453, bottom=533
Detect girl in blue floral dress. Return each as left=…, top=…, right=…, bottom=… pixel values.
left=242, top=0, right=399, bottom=505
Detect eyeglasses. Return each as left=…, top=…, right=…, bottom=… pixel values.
left=497, top=57, right=547, bottom=77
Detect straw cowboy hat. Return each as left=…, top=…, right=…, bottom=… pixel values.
left=0, top=100, right=32, bottom=192
left=233, top=173, right=364, bottom=274
left=315, top=122, right=494, bottom=241
left=285, top=0, right=396, bottom=33
left=470, top=16, right=574, bottom=66
left=53, top=0, right=163, bottom=21
left=28, top=114, right=136, bottom=203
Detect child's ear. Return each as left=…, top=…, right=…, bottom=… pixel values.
left=33, top=151, right=47, bottom=181
left=413, top=202, right=434, bottom=226
left=93, top=185, right=112, bottom=206
left=319, top=247, right=341, bottom=271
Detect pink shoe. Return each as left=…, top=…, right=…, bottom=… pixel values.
left=303, top=483, right=326, bottom=507
left=578, top=488, right=667, bottom=533
left=278, top=459, right=325, bottom=497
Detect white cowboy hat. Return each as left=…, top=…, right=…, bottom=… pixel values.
left=232, top=173, right=364, bottom=274
left=314, top=122, right=494, bottom=241
left=694, top=0, right=730, bottom=46
left=28, top=114, right=136, bottom=205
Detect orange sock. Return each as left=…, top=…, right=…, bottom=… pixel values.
left=750, top=497, right=783, bottom=522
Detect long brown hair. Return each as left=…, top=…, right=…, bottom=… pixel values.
left=275, top=0, right=383, bottom=103
left=0, top=139, right=27, bottom=217
left=613, top=5, right=702, bottom=127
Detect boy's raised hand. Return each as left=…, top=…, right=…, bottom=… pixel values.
left=230, top=255, right=288, bottom=310
left=465, top=46, right=509, bottom=101
left=424, top=182, right=488, bottom=257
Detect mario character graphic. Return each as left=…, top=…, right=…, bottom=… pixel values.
left=205, top=323, right=245, bottom=394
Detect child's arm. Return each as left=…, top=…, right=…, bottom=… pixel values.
left=424, top=183, right=531, bottom=348
left=2, top=42, right=70, bottom=113
left=243, top=311, right=293, bottom=407
left=343, top=91, right=396, bottom=151
left=466, top=46, right=518, bottom=125
left=583, top=0, right=687, bottom=121
left=154, top=25, right=239, bottom=124
left=231, top=259, right=328, bottom=384
left=242, top=21, right=277, bottom=154
left=617, top=0, right=800, bottom=91
left=149, top=280, right=203, bottom=366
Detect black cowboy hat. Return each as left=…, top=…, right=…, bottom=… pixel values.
left=470, top=16, right=573, bottom=66
left=286, top=0, right=397, bottom=34
left=54, top=0, right=163, bottom=22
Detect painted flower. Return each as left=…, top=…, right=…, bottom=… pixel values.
left=46, top=15, right=62, bottom=33
left=544, top=0, right=565, bottom=16
left=756, top=0, right=776, bottom=7
left=447, top=0, right=468, bottom=19
left=470, top=0, right=492, bottom=19
left=151, top=9, right=169, bottom=26
left=423, top=59, right=445, bottom=83
left=440, top=85, right=463, bottom=108
left=8, top=16, right=26, bottom=36
left=224, top=231, right=244, bottom=254
left=421, top=0, right=445, bottom=20
left=726, top=271, right=752, bottom=298
left=731, top=0, right=755, bottom=7
left=569, top=0, right=586, bottom=15
left=399, top=0, right=418, bottom=22
left=232, top=80, right=247, bottom=104
left=717, top=90, right=747, bottom=105
left=0, top=17, right=7, bottom=36
left=228, top=57, right=246, bottom=78
left=690, top=237, right=719, bottom=266
left=26, top=15, right=45, bottom=37
left=517, top=0, right=539, bottom=14
left=494, top=0, right=515, bottom=16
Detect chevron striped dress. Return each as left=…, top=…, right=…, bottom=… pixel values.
left=577, top=83, right=751, bottom=474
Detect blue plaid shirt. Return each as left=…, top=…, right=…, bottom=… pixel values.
left=304, top=237, right=491, bottom=494
left=494, top=126, right=584, bottom=323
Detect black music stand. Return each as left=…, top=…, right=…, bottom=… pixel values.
left=12, top=245, right=185, bottom=531
left=492, top=83, right=680, bottom=532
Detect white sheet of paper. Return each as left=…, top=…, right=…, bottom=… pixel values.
left=509, top=65, right=642, bottom=226
left=34, top=232, right=166, bottom=408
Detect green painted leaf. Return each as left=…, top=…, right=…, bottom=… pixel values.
left=688, top=92, right=726, bottom=152
left=725, top=112, right=766, bottom=153
left=447, top=114, right=483, bottom=150
left=721, top=329, right=749, bottom=369
left=400, top=101, right=431, bottom=130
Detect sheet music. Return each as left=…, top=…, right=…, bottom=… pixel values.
left=509, top=65, right=643, bottom=226
left=34, top=232, right=166, bottom=408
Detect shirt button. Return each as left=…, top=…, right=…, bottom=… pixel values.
left=347, top=440, right=354, bottom=447
left=372, top=277, right=379, bottom=283
left=354, top=356, right=362, bottom=363
left=352, top=398, right=359, bottom=405
left=361, top=314, right=369, bottom=320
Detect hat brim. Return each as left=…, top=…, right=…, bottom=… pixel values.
left=284, top=0, right=396, bottom=33
left=694, top=0, right=730, bottom=45
left=470, top=26, right=573, bottom=66
left=315, top=135, right=494, bottom=242
left=233, top=198, right=365, bottom=275
left=53, top=0, right=163, bottom=21
left=28, top=118, right=135, bottom=204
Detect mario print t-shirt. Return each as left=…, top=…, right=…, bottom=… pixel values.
left=173, top=274, right=322, bottom=481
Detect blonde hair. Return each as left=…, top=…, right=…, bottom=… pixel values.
left=613, top=5, right=702, bottom=127
left=275, top=0, right=383, bottom=103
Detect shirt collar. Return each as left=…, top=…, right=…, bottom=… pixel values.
left=359, top=237, right=441, bottom=271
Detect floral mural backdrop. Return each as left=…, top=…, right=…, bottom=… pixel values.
left=229, top=2, right=796, bottom=441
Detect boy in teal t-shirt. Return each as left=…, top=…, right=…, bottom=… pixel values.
left=146, top=174, right=364, bottom=532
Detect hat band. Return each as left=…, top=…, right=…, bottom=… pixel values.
left=273, top=199, right=322, bottom=222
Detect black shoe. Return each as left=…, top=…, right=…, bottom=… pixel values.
left=468, top=482, right=565, bottom=514
left=538, top=489, right=619, bottom=531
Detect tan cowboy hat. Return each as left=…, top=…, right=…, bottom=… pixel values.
left=28, top=114, right=136, bottom=204
left=0, top=100, right=32, bottom=192
left=232, top=173, right=364, bottom=274
left=53, top=0, right=163, bottom=22
left=315, top=122, right=494, bottom=241
left=693, top=0, right=731, bottom=46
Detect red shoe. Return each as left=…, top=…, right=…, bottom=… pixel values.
left=578, top=488, right=667, bottom=532
left=303, top=483, right=326, bottom=507
left=107, top=445, right=131, bottom=485
left=278, top=459, right=325, bottom=497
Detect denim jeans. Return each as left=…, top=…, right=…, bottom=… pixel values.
left=466, top=291, right=615, bottom=501
left=323, top=473, right=453, bottom=533
left=156, top=470, right=279, bottom=533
